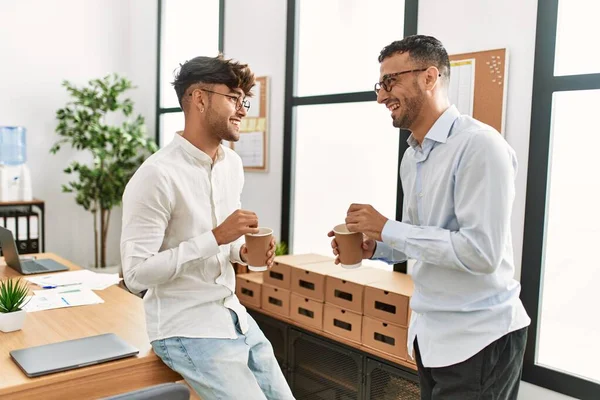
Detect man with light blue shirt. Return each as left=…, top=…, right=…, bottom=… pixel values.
left=329, top=35, right=530, bottom=399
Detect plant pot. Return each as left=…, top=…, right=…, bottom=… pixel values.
left=0, top=309, right=26, bottom=332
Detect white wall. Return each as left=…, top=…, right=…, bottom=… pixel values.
left=224, top=0, right=288, bottom=242
left=0, top=0, right=156, bottom=269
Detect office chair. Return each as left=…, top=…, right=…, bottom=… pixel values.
left=101, top=382, right=190, bottom=400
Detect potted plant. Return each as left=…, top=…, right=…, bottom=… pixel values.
left=0, top=278, right=30, bottom=332
left=51, top=74, right=157, bottom=269
left=275, top=241, right=288, bottom=256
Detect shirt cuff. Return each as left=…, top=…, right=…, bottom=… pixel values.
left=192, top=231, right=221, bottom=260
left=371, top=241, right=390, bottom=260
left=382, top=219, right=411, bottom=253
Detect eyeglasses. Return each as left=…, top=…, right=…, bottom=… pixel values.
left=189, top=89, right=250, bottom=111
left=374, top=68, right=428, bottom=94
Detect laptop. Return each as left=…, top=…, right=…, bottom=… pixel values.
left=10, top=333, right=139, bottom=377
left=0, top=226, right=68, bottom=274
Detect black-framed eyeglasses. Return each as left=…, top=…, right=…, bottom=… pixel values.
left=374, top=68, right=428, bottom=94
left=189, top=89, right=250, bottom=111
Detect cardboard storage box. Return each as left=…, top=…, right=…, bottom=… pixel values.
left=290, top=260, right=342, bottom=301
left=362, top=315, right=408, bottom=360
left=264, top=253, right=333, bottom=290
left=325, top=267, right=393, bottom=314
left=323, top=303, right=363, bottom=344
left=290, top=293, right=324, bottom=330
left=235, top=272, right=263, bottom=308
left=407, top=349, right=417, bottom=365
left=261, top=284, right=291, bottom=318
left=364, top=272, right=414, bottom=326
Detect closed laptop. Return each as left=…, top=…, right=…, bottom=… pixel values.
left=10, top=333, right=139, bottom=377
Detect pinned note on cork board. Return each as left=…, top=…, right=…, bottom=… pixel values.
left=449, top=49, right=508, bottom=135
left=228, top=76, right=268, bottom=171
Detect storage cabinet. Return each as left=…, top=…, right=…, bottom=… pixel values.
left=290, top=329, right=363, bottom=400
left=248, top=309, right=420, bottom=400
left=365, top=359, right=420, bottom=400
left=0, top=199, right=45, bottom=255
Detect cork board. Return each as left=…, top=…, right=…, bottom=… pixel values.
left=229, top=76, right=269, bottom=171
left=449, top=49, right=508, bottom=134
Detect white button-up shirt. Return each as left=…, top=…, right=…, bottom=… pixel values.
left=373, top=106, right=530, bottom=368
left=121, top=133, right=248, bottom=342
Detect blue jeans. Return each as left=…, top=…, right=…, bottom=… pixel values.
left=151, top=310, right=294, bottom=400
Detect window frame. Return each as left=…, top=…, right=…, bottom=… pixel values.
left=280, top=0, right=419, bottom=273
left=521, top=1, right=600, bottom=398
left=155, top=0, right=225, bottom=144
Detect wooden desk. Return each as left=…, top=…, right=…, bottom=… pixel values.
left=0, top=253, right=181, bottom=400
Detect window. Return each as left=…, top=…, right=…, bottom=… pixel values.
left=553, top=0, right=600, bottom=76
left=156, top=0, right=224, bottom=147
left=292, top=101, right=399, bottom=260
left=296, top=0, right=407, bottom=97
left=282, top=0, right=419, bottom=271
left=522, top=1, right=600, bottom=398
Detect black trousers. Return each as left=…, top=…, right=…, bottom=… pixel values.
left=414, top=327, right=528, bottom=400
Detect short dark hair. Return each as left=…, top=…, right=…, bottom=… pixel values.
left=172, top=55, right=255, bottom=107
left=378, top=35, right=450, bottom=82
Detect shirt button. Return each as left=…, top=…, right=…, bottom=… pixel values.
left=418, top=193, right=424, bottom=198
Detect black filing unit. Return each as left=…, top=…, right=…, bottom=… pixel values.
left=249, top=310, right=420, bottom=400
left=0, top=199, right=45, bottom=255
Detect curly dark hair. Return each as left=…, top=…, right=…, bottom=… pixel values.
left=172, top=55, right=255, bottom=108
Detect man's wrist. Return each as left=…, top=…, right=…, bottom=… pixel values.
left=212, top=228, right=223, bottom=246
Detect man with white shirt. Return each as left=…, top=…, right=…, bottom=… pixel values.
left=329, top=35, right=530, bottom=399
left=121, top=55, right=294, bottom=400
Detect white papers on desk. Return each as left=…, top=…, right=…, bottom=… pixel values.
left=26, top=269, right=121, bottom=290
left=23, top=288, right=104, bottom=313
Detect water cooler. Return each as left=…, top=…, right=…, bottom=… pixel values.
left=0, top=126, right=32, bottom=202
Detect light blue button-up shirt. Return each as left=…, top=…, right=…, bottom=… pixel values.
left=373, top=105, right=530, bottom=368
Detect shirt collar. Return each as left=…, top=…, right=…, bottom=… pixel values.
left=407, top=105, right=460, bottom=149
left=173, top=131, right=225, bottom=165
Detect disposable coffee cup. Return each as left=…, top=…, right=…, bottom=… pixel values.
left=244, top=227, right=273, bottom=272
left=333, top=224, right=363, bottom=269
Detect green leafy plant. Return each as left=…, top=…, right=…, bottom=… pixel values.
left=51, top=74, right=157, bottom=268
left=0, top=278, right=30, bottom=313
left=275, top=241, right=288, bottom=256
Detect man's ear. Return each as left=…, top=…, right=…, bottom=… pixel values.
left=190, top=89, right=206, bottom=112
left=424, top=66, right=441, bottom=90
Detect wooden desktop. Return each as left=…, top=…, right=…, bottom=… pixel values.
left=0, top=253, right=182, bottom=399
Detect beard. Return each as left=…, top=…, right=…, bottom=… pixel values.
left=392, top=84, right=425, bottom=129
left=206, top=109, right=240, bottom=142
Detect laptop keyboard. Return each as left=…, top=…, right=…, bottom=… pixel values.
left=21, top=260, right=49, bottom=272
